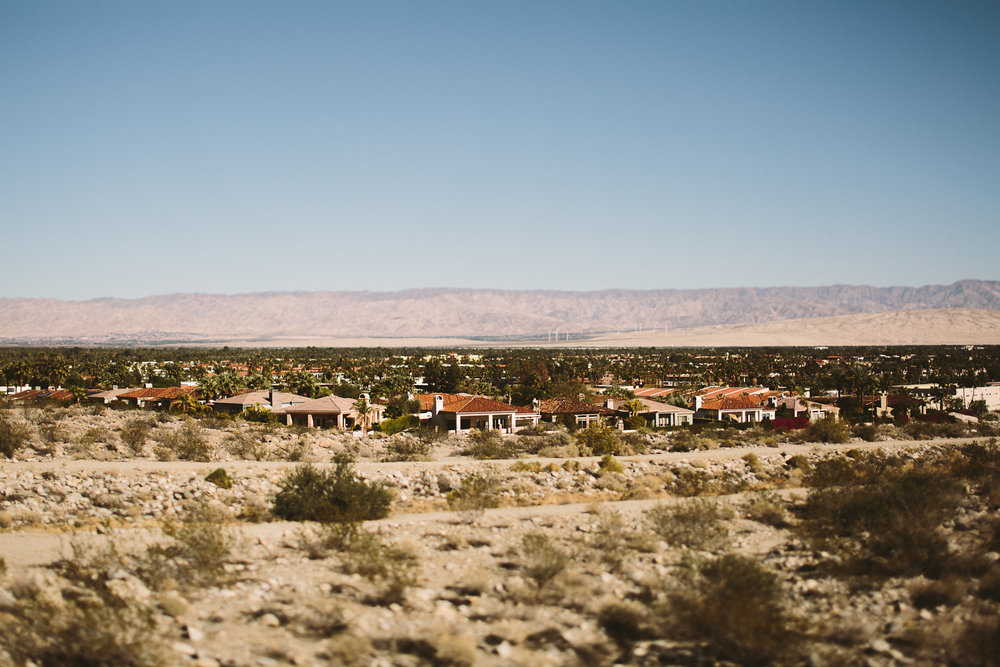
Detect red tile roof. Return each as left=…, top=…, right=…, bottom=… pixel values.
left=539, top=397, right=615, bottom=416
left=700, top=396, right=768, bottom=411
left=419, top=393, right=534, bottom=414
left=117, top=387, right=196, bottom=400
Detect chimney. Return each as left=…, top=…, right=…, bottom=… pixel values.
left=880, top=392, right=888, bottom=413
left=694, top=395, right=703, bottom=411
left=803, top=388, right=810, bottom=398
left=605, top=397, right=615, bottom=410
left=532, top=398, right=540, bottom=411
left=269, top=389, right=276, bottom=408
left=433, top=394, right=444, bottom=416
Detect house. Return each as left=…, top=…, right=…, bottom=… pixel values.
left=633, top=387, right=679, bottom=399
left=116, top=387, right=198, bottom=409
left=212, top=389, right=310, bottom=415
left=273, top=394, right=385, bottom=429
left=601, top=397, right=695, bottom=427
left=87, top=387, right=139, bottom=404
left=861, top=393, right=927, bottom=419
left=419, top=394, right=540, bottom=434
left=694, top=394, right=776, bottom=423
left=538, top=397, right=615, bottom=428
left=774, top=396, right=841, bottom=422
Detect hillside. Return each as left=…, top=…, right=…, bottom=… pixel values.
left=1, top=280, right=999, bottom=345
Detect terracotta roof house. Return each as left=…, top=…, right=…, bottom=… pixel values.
left=420, top=394, right=540, bottom=434
left=694, top=394, right=776, bottom=423
left=272, top=395, right=385, bottom=430
left=117, top=386, right=198, bottom=409
left=602, top=397, right=695, bottom=427
left=87, top=387, right=139, bottom=404
left=10, top=388, right=79, bottom=402
left=775, top=396, right=841, bottom=422
left=633, top=387, right=679, bottom=399
left=212, top=390, right=310, bottom=415
left=538, top=397, right=615, bottom=428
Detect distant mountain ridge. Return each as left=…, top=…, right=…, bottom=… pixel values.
left=1, top=280, right=999, bottom=344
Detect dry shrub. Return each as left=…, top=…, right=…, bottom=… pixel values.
left=224, top=427, right=269, bottom=460
left=647, top=498, right=732, bottom=551
left=664, top=553, right=801, bottom=666
left=380, top=434, right=431, bottom=462
left=799, top=451, right=964, bottom=577
left=0, top=570, right=167, bottom=667
left=158, top=420, right=211, bottom=461
left=800, top=416, right=850, bottom=444
left=446, top=470, right=502, bottom=516
left=118, top=417, right=154, bottom=457
left=669, top=430, right=717, bottom=452
left=462, top=429, right=522, bottom=459
left=336, top=527, right=420, bottom=605
left=0, top=413, right=31, bottom=458
left=520, top=532, right=569, bottom=593
left=143, top=501, right=238, bottom=589
left=741, top=490, right=790, bottom=528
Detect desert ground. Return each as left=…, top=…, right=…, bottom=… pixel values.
left=2, top=405, right=999, bottom=666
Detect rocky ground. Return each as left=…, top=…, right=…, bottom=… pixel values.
left=1, top=405, right=999, bottom=666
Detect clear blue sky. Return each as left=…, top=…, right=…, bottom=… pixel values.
left=2, top=0, right=998, bottom=299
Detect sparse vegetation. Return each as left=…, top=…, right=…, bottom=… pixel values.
left=158, top=419, right=211, bottom=461
left=446, top=470, right=502, bottom=516
left=663, top=553, right=800, bottom=666
left=647, top=498, right=732, bottom=550
left=0, top=413, right=30, bottom=458
left=462, top=429, right=522, bottom=459
left=272, top=456, right=393, bottom=523
left=520, top=532, right=568, bottom=594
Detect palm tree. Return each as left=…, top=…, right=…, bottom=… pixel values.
left=354, top=397, right=374, bottom=433
left=170, top=392, right=204, bottom=416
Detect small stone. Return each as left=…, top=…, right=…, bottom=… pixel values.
left=870, top=639, right=892, bottom=653
left=186, top=625, right=205, bottom=642
left=160, top=592, right=191, bottom=618
left=496, top=642, right=513, bottom=658
left=173, top=642, right=197, bottom=657
left=259, top=613, right=281, bottom=627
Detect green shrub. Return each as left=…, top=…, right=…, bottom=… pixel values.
left=599, top=454, right=623, bottom=473
left=376, top=414, right=419, bottom=436
left=852, top=423, right=879, bottom=441
left=242, top=404, right=279, bottom=423
left=647, top=498, right=732, bottom=550
left=272, top=456, right=393, bottom=523
left=575, top=421, right=623, bottom=456
left=801, top=416, right=850, bottom=443
left=462, top=429, right=522, bottom=459
left=665, top=554, right=800, bottom=666
left=205, top=467, right=233, bottom=489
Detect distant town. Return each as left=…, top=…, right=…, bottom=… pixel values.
left=3, top=345, right=998, bottom=432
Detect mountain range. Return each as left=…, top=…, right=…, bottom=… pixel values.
left=1, top=280, right=999, bottom=345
